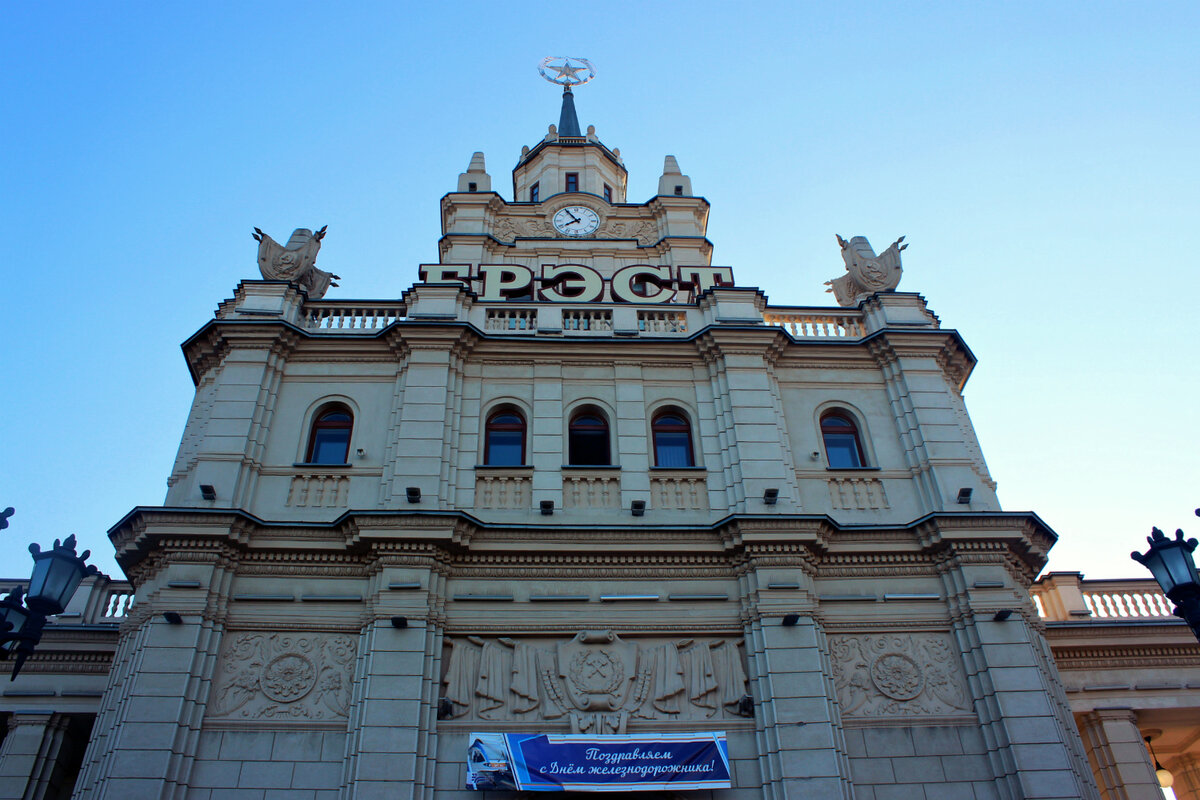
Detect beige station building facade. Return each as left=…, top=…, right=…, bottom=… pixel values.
left=2, top=79, right=1199, bottom=800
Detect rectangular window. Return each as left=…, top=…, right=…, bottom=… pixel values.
left=566, top=173, right=579, bottom=193
left=468, top=182, right=477, bottom=192
left=603, top=184, right=612, bottom=203
left=674, top=185, right=684, bottom=196
left=530, top=183, right=540, bottom=203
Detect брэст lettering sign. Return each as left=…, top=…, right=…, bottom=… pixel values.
left=419, top=264, right=734, bottom=304
left=465, top=731, right=731, bottom=792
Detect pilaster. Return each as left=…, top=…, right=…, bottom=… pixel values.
left=869, top=331, right=998, bottom=513
left=1077, top=708, right=1161, bottom=800
left=697, top=329, right=801, bottom=514
left=73, top=560, right=232, bottom=799
left=389, top=333, right=469, bottom=509
left=0, top=712, right=70, bottom=800
left=1171, top=753, right=1200, bottom=800
left=925, top=522, right=1099, bottom=799
left=742, top=552, right=853, bottom=799
left=530, top=361, right=564, bottom=510
left=342, top=561, right=442, bottom=800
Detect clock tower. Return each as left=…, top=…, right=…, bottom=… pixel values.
left=438, top=60, right=713, bottom=284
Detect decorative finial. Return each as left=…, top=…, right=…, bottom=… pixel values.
left=538, top=57, right=596, bottom=90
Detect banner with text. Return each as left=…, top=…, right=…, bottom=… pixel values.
left=466, top=731, right=731, bottom=792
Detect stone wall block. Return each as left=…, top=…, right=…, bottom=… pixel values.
left=237, top=761, right=294, bottom=789
left=939, top=753, right=993, bottom=781
left=290, top=761, right=342, bottom=790
left=910, top=726, right=966, bottom=756
left=217, top=731, right=277, bottom=762
left=891, top=755, right=947, bottom=784
left=861, top=727, right=917, bottom=759
left=850, top=755, right=897, bottom=784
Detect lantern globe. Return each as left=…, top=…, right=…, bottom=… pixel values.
left=25, top=536, right=96, bottom=616
left=1132, top=528, right=1200, bottom=599
left=0, top=588, right=30, bottom=653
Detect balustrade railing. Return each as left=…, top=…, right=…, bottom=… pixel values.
left=638, top=310, right=688, bottom=334
left=286, top=474, right=350, bottom=508
left=650, top=473, right=708, bottom=510
left=475, top=472, right=532, bottom=509
left=1031, top=575, right=1174, bottom=622
left=563, top=309, right=613, bottom=333
left=562, top=474, right=621, bottom=509
left=102, top=589, right=135, bottom=620
left=305, top=302, right=407, bottom=332
left=1083, top=589, right=1173, bottom=619
left=765, top=310, right=866, bottom=339
left=485, top=308, right=537, bottom=332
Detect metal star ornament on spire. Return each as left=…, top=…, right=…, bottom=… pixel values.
left=538, top=56, right=596, bottom=88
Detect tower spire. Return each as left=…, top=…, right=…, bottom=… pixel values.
left=558, top=86, right=581, bottom=137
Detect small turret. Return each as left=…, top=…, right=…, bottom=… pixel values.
left=658, top=156, right=693, bottom=197
left=457, top=152, right=491, bottom=193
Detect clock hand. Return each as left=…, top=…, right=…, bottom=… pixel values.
left=566, top=210, right=581, bottom=223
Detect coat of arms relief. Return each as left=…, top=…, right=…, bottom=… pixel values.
left=207, top=632, right=356, bottom=722
left=442, top=631, right=751, bottom=734
left=830, top=632, right=972, bottom=718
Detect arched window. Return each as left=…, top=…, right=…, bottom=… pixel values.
left=484, top=410, right=526, bottom=466
left=652, top=411, right=694, bottom=468
left=569, top=412, right=610, bottom=465
left=821, top=411, right=866, bottom=469
left=306, top=405, right=353, bottom=464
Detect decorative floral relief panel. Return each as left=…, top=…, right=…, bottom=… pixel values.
left=441, top=631, right=750, bottom=734
left=830, top=632, right=972, bottom=718
left=207, top=632, right=356, bottom=722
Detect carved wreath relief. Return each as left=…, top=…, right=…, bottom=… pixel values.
left=442, top=631, right=749, bottom=734
left=830, top=633, right=971, bottom=718
left=208, top=632, right=356, bottom=722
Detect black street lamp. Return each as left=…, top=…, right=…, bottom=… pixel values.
left=1131, top=511, right=1200, bottom=644
left=0, top=508, right=100, bottom=679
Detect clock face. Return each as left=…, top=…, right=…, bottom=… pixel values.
left=552, top=206, right=600, bottom=237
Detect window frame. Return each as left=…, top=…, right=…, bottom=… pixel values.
left=568, top=410, right=611, bottom=466
left=820, top=410, right=868, bottom=469
left=305, top=404, right=353, bottom=465
left=483, top=409, right=527, bottom=467
left=565, top=173, right=579, bottom=193
left=651, top=410, right=696, bottom=468
left=603, top=184, right=613, bottom=204
left=530, top=182, right=540, bottom=203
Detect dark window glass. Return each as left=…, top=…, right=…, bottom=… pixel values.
left=485, top=411, right=526, bottom=466
left=468, top=182, right=477, bottom=192
left=530, top=183, right=540, bottom=203
left=569, top=413, right=610, bottom=465
left=566, top=173, right=579, bottom=193
left=652, top=412, right=694, bottom=468
left=674, top=185, right=684, bottom=196
left=821, top=413, right=865, bottom=469
left=603, top=184, right=612, bottom=203
left=307, top=407, right=352, bottom=464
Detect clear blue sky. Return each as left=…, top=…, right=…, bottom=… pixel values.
left=1, top=1, right=1197, bottom=581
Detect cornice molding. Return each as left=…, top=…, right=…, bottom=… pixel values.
left=109, top=507, right=1056, bottom=586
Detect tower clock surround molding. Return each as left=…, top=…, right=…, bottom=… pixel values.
left=545, top=197, right=605, bottom=238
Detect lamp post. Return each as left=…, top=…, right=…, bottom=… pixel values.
left=0, top=508, right=100, bottom=680
left=1131, top=510, right=1200, bottom=644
